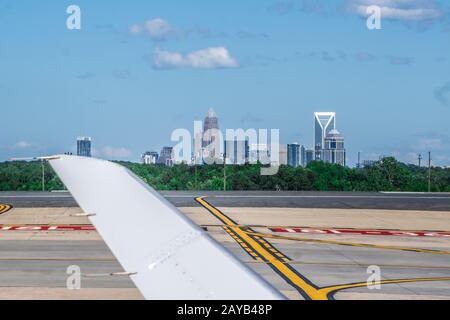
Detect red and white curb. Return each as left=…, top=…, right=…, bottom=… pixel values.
left=0, top=225, right=95, bottom=231
left=270, top=228, right=450, bottom=238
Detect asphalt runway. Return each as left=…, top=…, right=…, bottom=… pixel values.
left=1, top=191, right=450, bottom=210
left=1, top=192, right=450, bottom=299
left=1, top=235, right=450, bottom=300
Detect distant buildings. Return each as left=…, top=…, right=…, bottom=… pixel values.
left=314, top=112, right=336, bottom=161
left=362, top=160, right=376, bottom=168
left=142, top=151, right=159, bottom=165
left=322, top=129, right=346, bottom=166
left=77, top=137, right=91, bottom=157
left=201, top=108, right=222, bottom=162
left=158, top=147, right=174, bottom=166
left=249, top=144, right=270, bottom=164
left=224, top=139, right=248, bottom=165
left=312, top=112, right=346, bottom=166
left=287, top=143, right=301, bottom=168
left=278, top=145, right=288, bottom=166
left=304, top=149, right=314, bottom=166
left=141, top=110, right=348, bottom=168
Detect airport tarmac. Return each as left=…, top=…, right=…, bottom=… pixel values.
left=1, top=192, right=450, bottom=300
left=2, top=191, right=450, bottom=210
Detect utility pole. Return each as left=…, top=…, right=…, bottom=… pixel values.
left=357, top=151, right=361, bottom=169
left=41, top=159, right=45, bottom=192
left=428, top=152, right=432, bottom=193
left=418, top=154, right=422, bottom=167
left=194, top=165, right=198, bottom=190
left=223, top=153, right=227, bottom=191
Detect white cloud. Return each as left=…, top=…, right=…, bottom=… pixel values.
left=153, top=47, right=239, bottom=70
left=348, top=0, right=443, bottom=21
left=100, top=146, right=132, bottom=159
left=13, top=141, right=32, bottom=149
left=144, top=18, right=173, bottom=40
left=130, top=18, right=176, bottom=41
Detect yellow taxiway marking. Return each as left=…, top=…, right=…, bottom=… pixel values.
left=316, top=277, right=450, bottom=299
left=196, top=197, right=450, bottom=300
left=245, top=260, right=450, bottom=269
left=0, top=204, right=12, bottom=215
left=245, top=231, right=450, bottom=255
left=196, top=196, right=320, bottom=300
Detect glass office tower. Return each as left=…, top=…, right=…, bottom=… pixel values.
left=77, top=137, right=92, bottom=157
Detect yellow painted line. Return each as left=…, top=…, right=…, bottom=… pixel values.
left=245, top=260, right=450, bottom=269
left=0, top=204, right=12, bottom=215
left=196, top=196, right=450, bottom=300
left=246, top=231, right=450, bottom=255
left=317, top=277, right=450, bottom=299
left=196, top=197, right=320, bottom=300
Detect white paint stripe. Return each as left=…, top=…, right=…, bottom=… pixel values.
left=1, top=194, right=450, bottom=200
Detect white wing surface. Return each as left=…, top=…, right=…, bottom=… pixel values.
left=49, top=155, right=284, bottom=300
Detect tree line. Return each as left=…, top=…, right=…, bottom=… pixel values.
left=0, top=157, right=449, bottom=192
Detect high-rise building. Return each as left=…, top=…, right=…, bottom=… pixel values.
left=305, top=149, right=314, bottom=166
left=322, top=129, right=346, bottom=166
left=279, top=145, right=288, bottom=166
left=314, top=112, right=336, bottom=160
left=202, top=108, right=219, bottom=147
left=202, top=108, right=221, bottom=161
left=287, top=143, right=301, bottom=167
left=300, top=145, right=306, bottom=167
left=77, top=137, right=92, bottom=157
left=249, top=144, right=270, bottom=164
left=142, top=151, right=159, bottom=165
left=224, top=139, right=248, bottom=165
left=158, top=147, right=174, bottom=166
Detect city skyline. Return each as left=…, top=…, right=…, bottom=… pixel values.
left=144, top=108, right=345, bottom=168
left=1, top=1, right=450, bottom=166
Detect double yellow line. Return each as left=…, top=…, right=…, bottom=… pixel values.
left=196, top=196, right=321, bottom=300
left=0, top=204, right=12, bottom=215
left=195, top=196, right=450, bottom=300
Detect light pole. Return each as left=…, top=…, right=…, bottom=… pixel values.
left=223, top=153, right=227, bottom=191
left=41, top=159, right=45, bottom=192
left=428, top=152, right=432, bottom=193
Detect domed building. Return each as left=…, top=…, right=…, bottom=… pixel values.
left=322, top=129, right=346, bottom=166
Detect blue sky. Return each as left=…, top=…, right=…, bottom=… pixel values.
left=1, top=0, right=450, bottom=166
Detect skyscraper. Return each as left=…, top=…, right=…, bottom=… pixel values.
left=300, top=145, right=306, bottom=167
left=224, top=139, right=248, bottom=165
left=287, top=143, right=301, bottom=167
left=202, top=108, right=219, bottom=148
left=158, top=147, right=174, bottom=166
left=279, top=145, right=288, bottom=166
left=249, top=144, right=270, bottom=164
left=142, top=151, right=159, bottom=165
left=314, top=112, right=336, bottom=160
left=77, top=137, right=92, bottom=157
left=322, top=129, right=346, bottom=166
left=305, top=149, right=314, bottom=166
left=202, top=108, right=221, bottom=162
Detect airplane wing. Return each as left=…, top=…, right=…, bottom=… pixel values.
left=49, top=155, right=284, bottom=300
